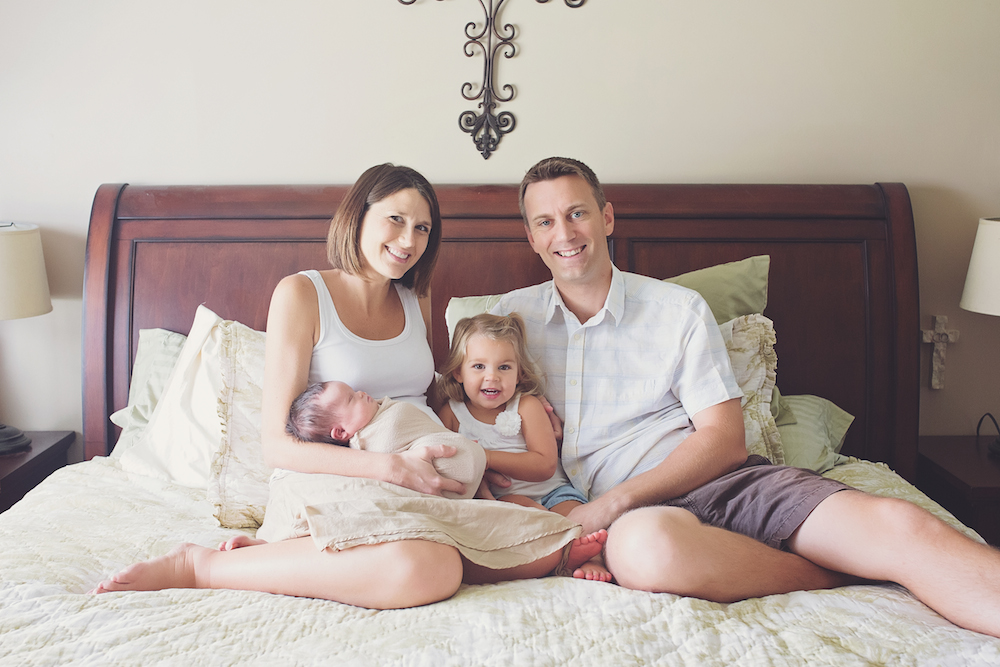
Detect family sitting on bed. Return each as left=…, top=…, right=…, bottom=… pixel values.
left=93, top=157, right=1000, bottom=638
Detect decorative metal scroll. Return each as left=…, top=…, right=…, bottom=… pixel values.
left=399, top=0, right=586, bottom=159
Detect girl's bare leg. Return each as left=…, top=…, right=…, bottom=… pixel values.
left=92, top=537, right=463, bottom=610
left=461, top=530, right=607, bottom=584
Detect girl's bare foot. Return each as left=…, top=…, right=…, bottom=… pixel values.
left=90, top=543, right=206, bottom=594
left=573, top=558, right=614, bottom=583
left=218, top=535, right=267, bottom=551
left=565, top=529, right=608, bottom=572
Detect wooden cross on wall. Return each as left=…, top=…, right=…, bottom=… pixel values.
left=399, top=0, right=586, bottom=159
left=921, top=315, right=960, bottom=390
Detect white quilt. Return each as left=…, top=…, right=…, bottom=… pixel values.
left=2, top=457, right=999, bottom=666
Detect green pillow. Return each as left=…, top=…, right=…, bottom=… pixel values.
left=778, top=394, right=854, bottom=473
left=663, top=255, right=769, bottom=325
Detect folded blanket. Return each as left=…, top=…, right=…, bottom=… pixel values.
left=257, top=472, right=581, bottom=570
left=350, top=398, right=487, bottom=500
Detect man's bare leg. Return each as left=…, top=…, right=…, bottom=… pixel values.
left=788, top=490, right=1000, bottom=637
left=92, top=537, right=463, bottom=610
left=604, top=506, right=852, bottom=602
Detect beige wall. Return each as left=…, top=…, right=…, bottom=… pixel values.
left=1, top=0, right=998, bottom=462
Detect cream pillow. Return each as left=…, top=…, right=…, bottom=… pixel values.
left=208, top=318, right=273, bottom=528
left=117, top=305, right=225, bottom=488
left=109, top=328, right=187, bottom=459
left=718, top=314, right=783, bottom=464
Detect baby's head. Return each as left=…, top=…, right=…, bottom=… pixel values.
left=286, top=381, right=379, bottom=444
left=437, top=312, right=544, bottom=408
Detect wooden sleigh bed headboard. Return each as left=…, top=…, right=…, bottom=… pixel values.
left=82, top=182, right=920, bottom=480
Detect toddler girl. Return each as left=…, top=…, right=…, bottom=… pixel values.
left=436, top=313, right=611, bottom=582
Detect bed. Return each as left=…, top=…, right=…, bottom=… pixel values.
left=3, top=180, right=999, bottom=664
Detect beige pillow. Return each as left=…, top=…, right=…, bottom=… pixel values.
left=109, top=328, right=187, bottom=459
left=719, top=314, right=783, bottom=464
left=208, top=318, right=273, bottom=528
left=117, top=305, right=225, bottom=487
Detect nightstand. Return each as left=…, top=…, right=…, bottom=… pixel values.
left=917, top=435, right=1000, bottom=546
left=0, top=430, right=74, bottom=513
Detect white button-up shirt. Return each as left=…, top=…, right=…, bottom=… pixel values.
left=493, top=266, right=741, bottom=499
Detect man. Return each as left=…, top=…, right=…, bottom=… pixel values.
left=491, top=156, right=1000, bottom=637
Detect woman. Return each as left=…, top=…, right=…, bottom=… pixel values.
left=93, top=164, right=595, bottom=608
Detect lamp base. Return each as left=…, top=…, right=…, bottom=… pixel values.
left=0, top=424, right=32, bottom=455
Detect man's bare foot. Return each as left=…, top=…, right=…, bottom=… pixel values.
left=218, top=535, right=267, bottom=551
left=89, top=543, right=205, bottom=594
left=574, top=558, right=613, bottom=583
left=565, top=529, right=608, bottom=572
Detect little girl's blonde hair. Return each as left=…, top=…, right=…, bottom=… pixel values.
left=437, top=312, right=545, bottom=403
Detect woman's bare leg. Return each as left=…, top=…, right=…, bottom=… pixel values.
left=93, top=537, right=463, bottom=610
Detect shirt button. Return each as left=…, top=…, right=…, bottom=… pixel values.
left=570, top=379, right=577, bottom=386
left=573, top=334, right=581, bottom=341
left=567, top=427, right=576, bottom=434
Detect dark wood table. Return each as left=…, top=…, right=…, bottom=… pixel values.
left=0, top=430, right=74, bottom=513
left=917, top=435, right=1000, bottom=546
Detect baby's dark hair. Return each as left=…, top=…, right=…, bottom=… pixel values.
left=286, top=382, right=341, bottom=445
left=436, top=312, right=544, bottom=403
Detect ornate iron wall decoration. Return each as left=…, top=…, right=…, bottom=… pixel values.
left=399, top=0, right=586, bottom=159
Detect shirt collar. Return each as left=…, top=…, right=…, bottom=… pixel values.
left=544, top=264, right=625, bottom=327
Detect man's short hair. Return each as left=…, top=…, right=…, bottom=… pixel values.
left=518, top=157, right=607, bottom=224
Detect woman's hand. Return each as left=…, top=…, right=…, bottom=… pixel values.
left=389, top=445, right=467, bottom=496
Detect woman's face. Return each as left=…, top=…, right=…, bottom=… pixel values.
left=358, top=188, right=433, bottom=282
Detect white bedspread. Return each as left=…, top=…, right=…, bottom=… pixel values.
left=2, top=457, right=999, bottom=665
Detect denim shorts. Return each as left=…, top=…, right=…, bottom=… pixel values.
left=538, top=484, right=589, bottom=509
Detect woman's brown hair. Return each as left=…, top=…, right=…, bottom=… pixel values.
left=326, top=163, right=442, bottom=297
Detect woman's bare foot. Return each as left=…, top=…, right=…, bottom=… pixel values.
left=90, top=543, right=206, bottom=594
left=218, top=535, right=267, bottom=551
left=565, top=529, right=608, bottom=572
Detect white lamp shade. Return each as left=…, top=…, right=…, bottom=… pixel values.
left=960, top=217, right=1000, bottom=317
left=0, top=223, right=53, bottom=320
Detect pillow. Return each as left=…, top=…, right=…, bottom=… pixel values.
left=109, top=328, right=187, bottom=459
left=718, top=314, right=784, bottom=464
left=208, top=318, right=273, bottom=528
left=663, top=255, right=770, bottom=325
left=771, top=385, right=797, bottom=427
left=118, top=305, right=226, bottom=488
left=778, top=394, right=853, bottom=473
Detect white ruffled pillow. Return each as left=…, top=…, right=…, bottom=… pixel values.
left=115, top=305, right=273, bottom=528
left=718, top=314, right=783, bottom=464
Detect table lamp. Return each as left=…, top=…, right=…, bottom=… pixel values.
left=960, top=217, right=1000, bottom=453
left=0, top=222, right=52, bottom=454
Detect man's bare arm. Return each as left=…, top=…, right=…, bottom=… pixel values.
left=566, top=398, right=746, bottom=534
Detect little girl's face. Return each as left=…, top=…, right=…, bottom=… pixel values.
left=455, top=334, right=520, bottom=411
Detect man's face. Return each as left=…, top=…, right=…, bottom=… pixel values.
left=522, top=175, right=614, bottom=288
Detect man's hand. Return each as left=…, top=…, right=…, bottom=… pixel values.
left=537, top=395, right=563, bottom=448
left=566, top=495, right=624, bottom=535
left=483, top=469, right=512, bottom=490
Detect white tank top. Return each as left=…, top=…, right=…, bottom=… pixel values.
left=449, top=394, right=569, bottom=501
left=301, top=270, right=437, bottom=420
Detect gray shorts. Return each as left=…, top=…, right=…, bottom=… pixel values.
left=665, top=455, right=853, bottom=550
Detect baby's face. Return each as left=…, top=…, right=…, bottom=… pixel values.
left=324, top=381, right=379, bottom=440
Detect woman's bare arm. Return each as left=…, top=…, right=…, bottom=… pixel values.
left=260, top=274, right=463, bottom=495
